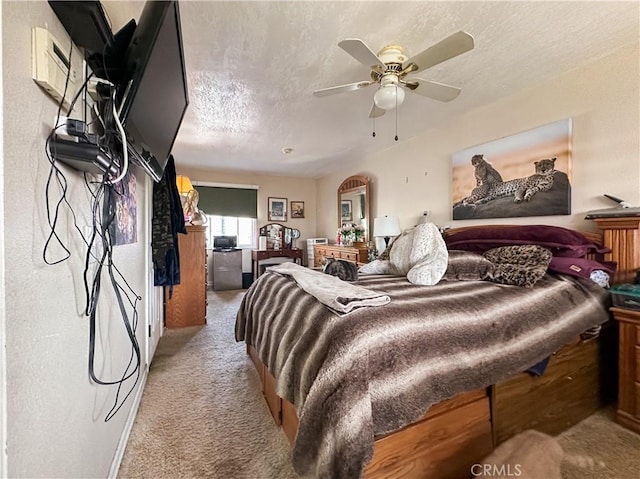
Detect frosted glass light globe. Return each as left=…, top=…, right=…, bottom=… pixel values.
left=373, top=84, right=405, bottom=110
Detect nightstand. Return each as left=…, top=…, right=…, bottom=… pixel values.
left=610, top=306, right=640, bottom=433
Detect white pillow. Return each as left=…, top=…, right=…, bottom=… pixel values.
left=358, top=259, right=393, bottom=275
left=389, top=223, right=449, bottom=285
left=388, top=228, right=416, bottom=275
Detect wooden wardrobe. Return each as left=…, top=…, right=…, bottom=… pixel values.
left=165, top=225, right=207, bottom=328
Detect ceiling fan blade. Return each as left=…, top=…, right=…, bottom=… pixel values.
left=369, top=103, right=385, bottom=118
left=338, top=39, right=386, bottom=69
left=313, top=81, right=375, bottom=97
left=403, top=31, right=474, bottom=73
left=405, top=78, right=461, bottom=102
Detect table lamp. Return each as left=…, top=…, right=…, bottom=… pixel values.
left=374, top=216, right=401, bottom=248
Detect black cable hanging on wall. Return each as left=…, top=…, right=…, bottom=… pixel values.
left=43, top=36, right=142, bottom=422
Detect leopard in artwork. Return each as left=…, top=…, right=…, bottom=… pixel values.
left=454, top=154, right=504, bottom=207
left=472, top=157, right=558, bottom=205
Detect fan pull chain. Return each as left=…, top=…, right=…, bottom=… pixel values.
left=372, top=107, right=376, bottom=137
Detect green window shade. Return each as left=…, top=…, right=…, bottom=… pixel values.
left=194, top=186, right=257, bottom=218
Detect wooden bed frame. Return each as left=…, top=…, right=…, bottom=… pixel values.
left=246, top=223, right=633, bottom=479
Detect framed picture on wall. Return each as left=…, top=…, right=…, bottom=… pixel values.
left=268, top=197, right=288, bottom=221
left=110, top=170, right=137, bottom=245
left=341, top=200, right=352, bottom=222
left=291, top=201, right=305, bottom=218
left=451, top=118, right=572, bottom=220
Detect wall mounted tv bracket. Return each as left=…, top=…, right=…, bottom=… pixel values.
left=50, top=136, right=120, bottom=178
left=49, top=1, right=114, bottom=53
left=49, top=1, right=135, bottom=87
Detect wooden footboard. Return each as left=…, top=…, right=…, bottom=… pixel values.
left=247, top=345, right=493, bottom=479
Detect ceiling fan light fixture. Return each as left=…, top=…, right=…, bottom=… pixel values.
left=374, top=84, right=405, bottom=110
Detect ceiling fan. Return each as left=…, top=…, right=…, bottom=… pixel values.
left=313, top=31, right=474, bottom=118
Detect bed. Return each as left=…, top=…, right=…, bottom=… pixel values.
left=235, top=224, right=618, bottom=479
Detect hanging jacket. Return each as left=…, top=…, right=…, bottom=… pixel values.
left=152, top=155, right=187, bottom=289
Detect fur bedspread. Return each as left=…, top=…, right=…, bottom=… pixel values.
left=235, top=271, right=610, bottom=478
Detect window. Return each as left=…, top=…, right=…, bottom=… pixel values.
left=205, top=215, right=256, bottom=249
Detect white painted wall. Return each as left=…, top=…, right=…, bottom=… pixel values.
left=2, top=2, right=148, bottom=477
left=316, top=41, right=640, bottom=241
left=0, top=0, right=7, bottom=475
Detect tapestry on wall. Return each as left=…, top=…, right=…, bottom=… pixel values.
left=451, top=119, right=572, bottom=220
left=110, top=171, right=138, bottom=245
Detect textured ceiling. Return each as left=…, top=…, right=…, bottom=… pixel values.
left=103, top=1, right=640, bottom=178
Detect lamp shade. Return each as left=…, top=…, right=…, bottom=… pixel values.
left=373, top=216, right=401, bottom=237
left=176, top=175, right=193, bottom=195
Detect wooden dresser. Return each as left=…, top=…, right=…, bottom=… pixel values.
left=165, top=225, right=207, bottom=328
left=594, top=216, right=640, bottom=433
left=313, top=244, right=369, bottom=267
left=610, top=307, right=640, bottom=433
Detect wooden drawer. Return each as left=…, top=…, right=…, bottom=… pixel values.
left=366, top=392, right=492, bottom=479
left=313, top=244, right=369, bottom=265
left=636, top=346, right=640, bottom=383
left=493, top=328, right=617, bottom=444
left=340, top=251, right=358, bottom=261
left=636, top=325, right=640, bottom=345
left=256, top=250, right=290, bottom=260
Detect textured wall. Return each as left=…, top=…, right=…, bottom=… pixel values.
left=3, top=2, right=148, bottom=477
left=0, top=0, right=6, bottom=475
left=316, top=41, right=640, bottom=241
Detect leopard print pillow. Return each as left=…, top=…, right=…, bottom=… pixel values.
left=483, top=245, right=552, bottom=287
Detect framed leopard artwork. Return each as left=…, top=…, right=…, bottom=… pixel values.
left=451, top=119, right=572, bottom=220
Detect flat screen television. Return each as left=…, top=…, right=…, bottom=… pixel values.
left=49, top=1, right=189, bottom=182
left=118, top=0, right=189, bottom=181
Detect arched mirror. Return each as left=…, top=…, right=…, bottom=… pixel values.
left=337, top=175, right=370, bottom=241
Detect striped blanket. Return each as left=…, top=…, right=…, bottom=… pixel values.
left=235, top=271, right=610, bottom=478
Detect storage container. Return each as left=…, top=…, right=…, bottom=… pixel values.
left=610, top=283, right=640, bottom=311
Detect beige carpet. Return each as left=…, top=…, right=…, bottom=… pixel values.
left=558, top=407, right=640, bottom=478
left=118, top=290, right=640, bottom=479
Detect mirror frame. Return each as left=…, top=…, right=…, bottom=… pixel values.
left=337, top=175, right=370, bottom=241
left=259, top=223, right=300, bottom=249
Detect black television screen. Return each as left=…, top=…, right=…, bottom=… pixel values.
left=119, top=0, right=189, bottom=181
